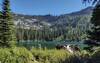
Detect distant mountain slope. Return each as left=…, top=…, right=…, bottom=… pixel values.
left=66, top=6, right=93, bottom=16
left=12, top=6, right=93, bottom=30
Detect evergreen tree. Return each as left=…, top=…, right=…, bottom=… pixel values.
left=84, top=3, right=100, bottom=48
left=0, top=0, right=16, bottom=47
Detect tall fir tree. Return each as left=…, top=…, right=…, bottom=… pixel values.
left=0, top=0, right=16, bottom=47
left=84, top=2, right=100, bottom=48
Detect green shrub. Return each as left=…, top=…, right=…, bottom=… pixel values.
left=31, top=48, right=78, bottom=63
left=0, top=47, right=97, bottom=63
left=0, top=47, right=34, bottom=63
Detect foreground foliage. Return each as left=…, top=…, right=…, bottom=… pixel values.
left=0, top=47, right=99, bottom=63
left=0, top=47, right=33, bottom=63
left=31, top=48, right=72, bottom=63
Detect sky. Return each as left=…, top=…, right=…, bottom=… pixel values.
left=0, top=0, right=92, bottom=15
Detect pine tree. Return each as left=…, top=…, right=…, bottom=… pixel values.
left=0, top=0, right=16, bottom=47
left=84, top=3, right=100, bottom=48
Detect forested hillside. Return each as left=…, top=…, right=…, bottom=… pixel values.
left=0, top=6, right=93, bottom=41
left=11, top=7, right=93, bottom=41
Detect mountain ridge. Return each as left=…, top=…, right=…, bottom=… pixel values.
left=12, top=6, right=93, bottom=30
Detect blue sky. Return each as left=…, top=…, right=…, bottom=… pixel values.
left=0, top=0, right=92, bottom=15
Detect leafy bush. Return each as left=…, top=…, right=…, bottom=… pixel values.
left=0, top=47, right=99, bottom=63
left=31, top=48, right=82, bottom=63
left=0, top=47, right=34, bottom=63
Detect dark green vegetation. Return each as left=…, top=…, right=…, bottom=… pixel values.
left=0, top=0, right=16, bottom=47
left=84, top=2, right=100, bottom=52
left=87, top=3, right=100, bottom=44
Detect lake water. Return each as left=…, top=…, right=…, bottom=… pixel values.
left=17, top=40, right=87, bottom=49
